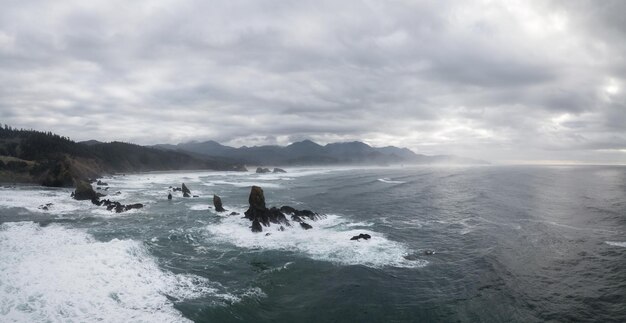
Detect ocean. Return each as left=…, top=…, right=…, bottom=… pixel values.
left=1, top=165, right=625, bottom=322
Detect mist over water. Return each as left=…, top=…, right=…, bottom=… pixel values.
left=1, top=166, right=625, bottom=322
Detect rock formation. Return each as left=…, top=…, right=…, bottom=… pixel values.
left=350, top=233, right=371, bottom=241
left=73, top=181, right=97, bottom=201
left=213, top=194, right=226, bottom=212
left=243, top=185, right=323, bottom=232
left=255, top=167, right=271, bottom=174
left=182, top=183, right=191, bottom=197
left=273, top=168, right=287, bottom=173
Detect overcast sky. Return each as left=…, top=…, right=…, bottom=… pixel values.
left=0, top=0, right=624, bottom=163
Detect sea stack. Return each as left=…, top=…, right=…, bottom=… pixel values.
left=73, top=181, right=97, bottom=201
left=213, top=194, right=226, bottom=212
left=167, top=193, right=172, bottom=200
left=182, top=183, right=191, bottom=197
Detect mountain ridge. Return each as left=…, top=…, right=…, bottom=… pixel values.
left=153, top=139, right=488, bottom=166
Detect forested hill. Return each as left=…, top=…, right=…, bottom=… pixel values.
left=0, top=125, right=245, bottom=187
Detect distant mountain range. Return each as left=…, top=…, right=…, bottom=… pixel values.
left=154, top=139, right=488, bottom=166
left=0, top=124, right=487, bottom=187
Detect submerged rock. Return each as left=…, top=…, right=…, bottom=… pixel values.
left=300, top=222, right=313, bottom=230
left=273, top=168, right=287, bottom=173
left=73, top=181, right=97, bottom=201
left=229, top=212, right=239, bottom=216
left=213, top=194, right=226, bottom=212
left=350, top=233, right=371, bottom=241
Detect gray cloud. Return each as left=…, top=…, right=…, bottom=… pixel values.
left=0, top=0, right=624, bottom=163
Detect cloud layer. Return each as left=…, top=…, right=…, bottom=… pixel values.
left=0, top=0, right=624, bottom=163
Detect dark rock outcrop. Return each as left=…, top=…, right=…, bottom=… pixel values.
left=182, top=183, right=191, bottom=197
left=73, top=181, right=97, bottom=201
left=251, top=219, right=262, bottom=232
left=167, top=193, right=172, bottom=200
left=213, top=194, right=226, bottom=212
left=243, top=185, right=323, bottom=233
left=280, top=206, right=321, bottom=221
left=98, top=199, right=143, bottom=213
left=124, top=203, right=143, bottom=211
left=96, top=180, right=108, bottom=186
left=350, top=233, right=371, bottom=241
left=255, top=167, right=271, bottom=174
left=229, top=212, right=239, bottom=216
left=273, top=168, right=287, bottom=173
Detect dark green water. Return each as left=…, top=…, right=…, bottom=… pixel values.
left=1, top=166, right=625, bottom=322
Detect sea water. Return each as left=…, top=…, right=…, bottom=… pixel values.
left=1, top=165, right=625, bottom=322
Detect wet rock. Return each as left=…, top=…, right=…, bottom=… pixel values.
left=244, top=186, right=322, bottom=233
left=424, top=250, right=435, bottom=256
left=172, top=187, right=182, bottom=192
left=245, top=186, right=266, bottom=221
left=167, top=193, right=172, bottom=200
left=91, top=197, right=102, bottom=206
left=273, top=168, right=287, bottom=173
left=278, top=226, right=285, bottom=231
left=114, top=191, right=122, bottom=196
left=279, top=205, right=296, bottom=214
left=229, top=212, right=239, bottom=216
left=268, top=207, right=289, bottom=225
left=350, top=233, right=371, bottom=241
left=265, top=233, right=271, bottom=236
left=182, top=183, right=191, bottom=197
left=38, top=203, right=53, bottom=211
left=251, top=219, right=263, bottom=232
left=280, top=206, right=322, bottom=221
left=96, top=180, right=108, bottom=186
left=124, top=203, right=143, bottom=211
left=255, top=167, right=271, bottom=174
left=73, top=181, right=97, bottom=201
left=213, top=194, right=226, bottom=212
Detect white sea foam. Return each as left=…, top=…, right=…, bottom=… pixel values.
left=0, top=187, right=89, bottom=215
left=206, top=214, right=426, bottom=268
left=606, top=241, right=626, bottom=247
left=190, top=204, right=212, bottom=211
left=209, top=180, right=282, bottom=188
left=377, top=178, right=406, bottom=184
left=0, top=222, right=238, bottom=322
